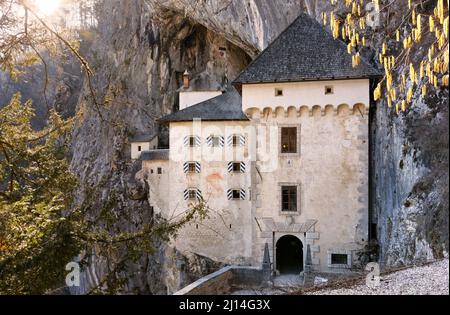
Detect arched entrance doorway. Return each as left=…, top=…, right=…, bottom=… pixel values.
left=276, top=235, right=303, bottom=274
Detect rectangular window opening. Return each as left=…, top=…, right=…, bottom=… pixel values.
left=188, top=163, right=196, bottom=173
left=232, top=190, right=241, bottom=200
left=281, top=186, right=298, bottom=212
left=188, top=190, right=197, bottom=200
left=325, top=86, right=334, bottom=95
left=189, top=136, right=197, bottom=147
left=281, top=127, right=297, bottom=154
left=157, top=168, right=162, bottom=175
left=275, top=88, right=284, bottom=97
left=232, top=135, right=240, bottom=147
left=331, top=254, right=349, bottom=265
left=232, top=163, right=242, bottom=173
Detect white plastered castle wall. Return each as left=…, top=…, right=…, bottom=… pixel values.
left=152, top=121, right=254, bottom=265
left=179, top=91, right=223, bottom=110
left=243, top=79, right=370, bottom=272
left=131, top=137, right=159, bottom=160
left=241, top=79, right=370, bottom=112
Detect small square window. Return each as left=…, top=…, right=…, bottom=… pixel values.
left=188, top=163, right=196, bottom=173
left=325, top=86, right=334, bottom=95
left=188, top=190, right=197, bottom=200
left=232, top=190, right=241, bottom=200
left=331, top=254, right=349, bottom=265
left=275, top=89, right=284, bottom=97
left=232, top=163, right=242, bottom=173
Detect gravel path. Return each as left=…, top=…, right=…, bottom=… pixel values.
left=307, top=259, right=449, bottom=295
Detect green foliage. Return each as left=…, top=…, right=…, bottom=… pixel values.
left=0, top=94, right=87, bottom=294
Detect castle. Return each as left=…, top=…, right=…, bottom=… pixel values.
left=132, top=13, right=380, bottom=275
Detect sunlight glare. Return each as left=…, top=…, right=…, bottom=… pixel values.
left=34, top=0, right=60, bottom=16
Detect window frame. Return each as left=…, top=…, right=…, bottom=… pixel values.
left=278, top=183, right=301, bottom=215
left=281, top=186, right=298, bottom=213
left=187, top=162, right=197, bottom=174
left=188, top=136, right=197, bottom=147
left=279, top=125, right=301, bottom=156
left=188, top=189, right=197, bottom=200
left=325, top=85, right=334, bottom=95
left=231, top=190, right=241, bottom=200
left=327, top=250, right=352, bottom=269
left=232, top=162, right=242, bottom=173
left=229, top=134, right=245, bottom=147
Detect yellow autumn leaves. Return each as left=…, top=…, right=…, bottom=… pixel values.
left=323, top=0, right=449, bottom=115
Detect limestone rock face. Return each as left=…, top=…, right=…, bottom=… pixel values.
left=66, top=0, right=448, bottom=293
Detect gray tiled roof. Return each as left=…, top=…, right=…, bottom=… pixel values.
left=158, top=88, right=248, bottom=123
left=130, top=133, right=158, bottom=143
left=233, top=13, right=381, bottom=85
left=140, top=149, right=170, bottom=161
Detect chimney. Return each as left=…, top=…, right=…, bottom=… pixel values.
left=183, top=70, right=190, bottom=89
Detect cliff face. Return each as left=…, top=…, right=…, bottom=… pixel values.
left=68, top=0, right=448, bottom=293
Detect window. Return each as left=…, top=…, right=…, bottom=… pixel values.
left=184, top=162, right=201, bottom=174
left=232, top=190, right=241, bottom=200
left=281, top=186, right=297, bottom=212
left=228, top=162, right=246, bottom=173
left=232, top=135, right=240, bottom=147
left=228, top=189, right=245, bottom=200
left=275, top=88, right=284, bottom=97
left=281, top=127, right=297, bottom=154
left=325, top=86, right=334, bottom=95
left=157, top=167, right=162, bottom=174
left=232, top=163, right=241, bottom=173
left=184, top=188, right=203, bottom=201
left=331, top=254, right=349, bottom=265
left=138, top=146, right=142, bottom=152
left=188, top=163, right=197, bottom=173
left=229, top=134, right=245, bottom=147
left=188, top=190, right=197, bottom=200
left=188, top=136, right=196, bottom=147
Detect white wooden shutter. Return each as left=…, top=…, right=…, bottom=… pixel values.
left=227, top=162, right=234, bottom=173
left=240, top=162, right=246, bottom=173
left=239, top=135, right=246, bottom=146
left=240, top=189, right=246, bottom=200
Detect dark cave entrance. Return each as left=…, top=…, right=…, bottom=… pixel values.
left=276, top=235, right=304, bottom=275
